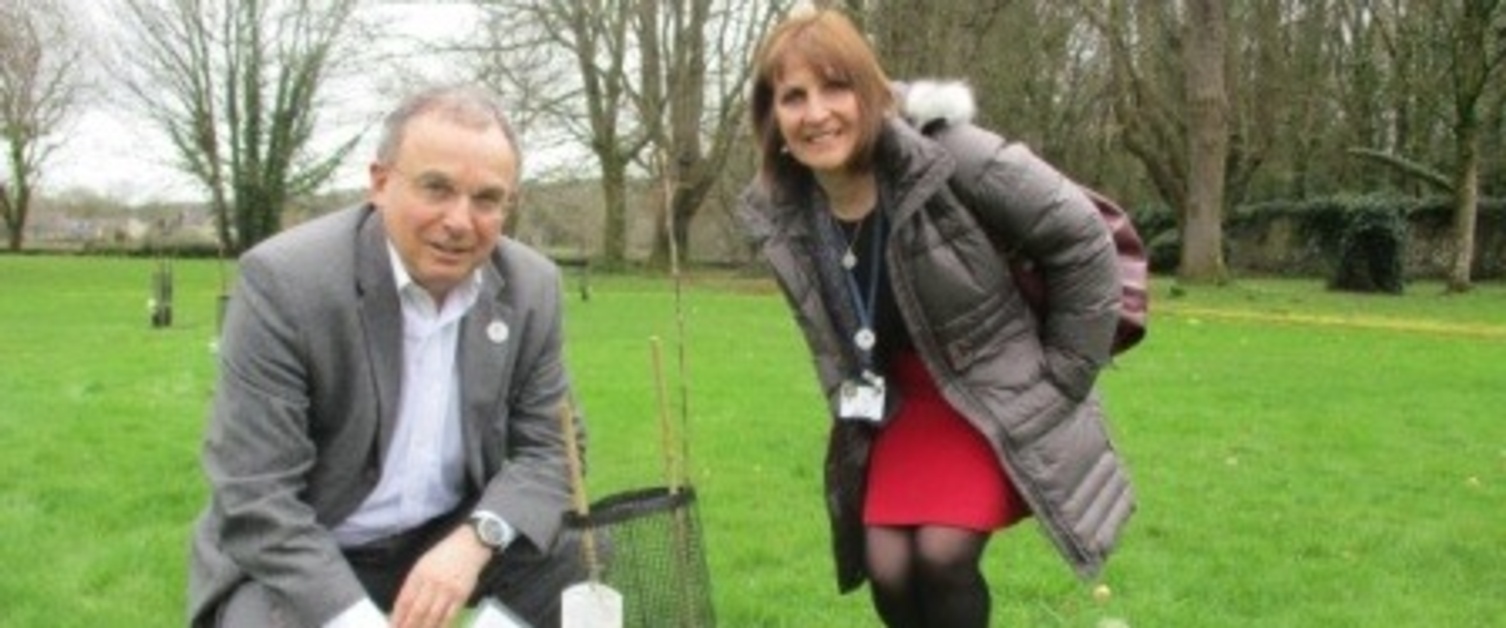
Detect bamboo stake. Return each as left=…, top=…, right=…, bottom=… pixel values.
left=651, top=336, right=680, bottom=494
left=558, top=400, right=601, bottom=581
left=657, top=148, right=703, bottom=626
left=663, top=167, right=692, bottom=492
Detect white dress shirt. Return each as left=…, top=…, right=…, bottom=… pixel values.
left=323, top=244, right=483, bottom=628
left=333, top=244, right=478, bottom=547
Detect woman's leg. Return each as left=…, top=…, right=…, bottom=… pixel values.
left=865, top=525, right=922, bottom=628
left=913, top=525, right=992, bottom=628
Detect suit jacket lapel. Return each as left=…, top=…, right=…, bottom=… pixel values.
left=354, top=208, right=404, bottom=466
left=459, top=256, right=513, bottom=487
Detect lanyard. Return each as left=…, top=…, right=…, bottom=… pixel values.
left=817, top=209, right=885, bottom=371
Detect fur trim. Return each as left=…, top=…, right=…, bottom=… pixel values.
left=899, top=80, right=976, bottom=130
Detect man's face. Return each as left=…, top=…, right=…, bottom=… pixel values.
left=369, top=112, right=517, bottom=303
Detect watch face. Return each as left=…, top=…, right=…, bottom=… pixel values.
left=474, top=517, right=504, bottom=547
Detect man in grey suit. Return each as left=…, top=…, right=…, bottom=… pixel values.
left=188, top=85, right=587, bottom=628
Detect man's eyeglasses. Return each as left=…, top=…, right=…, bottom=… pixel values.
left=391, top=167, right=514, bottom=216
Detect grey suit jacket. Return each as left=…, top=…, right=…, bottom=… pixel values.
left=187, top=205, right=580, bottom=626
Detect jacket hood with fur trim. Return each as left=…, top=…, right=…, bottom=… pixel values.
left=897, top=80, right=976, bottom=132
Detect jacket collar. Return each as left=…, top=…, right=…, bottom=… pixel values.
left=354, top=206, right=404, bottom=465
left=457, top=250, right=511, bottom=487
left=872, top=117, right=956, bottom=226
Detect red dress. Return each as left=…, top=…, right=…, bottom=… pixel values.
left=862, top=350, right=1029, bottom=531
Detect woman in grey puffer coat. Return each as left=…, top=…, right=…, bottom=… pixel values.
left=737, top=8, right=1135, bottom=627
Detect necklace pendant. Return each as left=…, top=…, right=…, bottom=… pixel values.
left=854, top=327, right=876, bottom=351
left=841, top=249, right=858, bottom=270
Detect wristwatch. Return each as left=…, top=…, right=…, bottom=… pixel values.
left=469, top=511, right=516, bottom=551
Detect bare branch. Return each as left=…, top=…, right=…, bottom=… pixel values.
left=114, top=0, right=364, bottom=252
left=0, top=0, right=85, bottom=250
left=1346, top=147, right=1454, bottom=193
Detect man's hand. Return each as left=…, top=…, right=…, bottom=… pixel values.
left=389, top=526, right=494, bottom=628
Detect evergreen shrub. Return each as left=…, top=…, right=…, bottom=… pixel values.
left=1329, top=197, right=1407, bottom=294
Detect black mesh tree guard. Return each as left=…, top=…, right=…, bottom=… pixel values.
left=560, top=487, right=715, bottom=628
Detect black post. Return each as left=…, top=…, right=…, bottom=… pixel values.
left=151, top=258, right=174, bottom=328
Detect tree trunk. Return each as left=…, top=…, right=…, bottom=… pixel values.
left=0, top=183, right=11, bottom=250
left=10, top=177, right=28, bottom=251
left=1180, top=0, right=1229, bottom=283
left=600, top=161, right=630, bottom=270
left=1443, top=0, right=1500, bottom=293
left=3, top=143, right=31, bottom=251
left=2, top=180, right=22, bottom=251
left=1, top=161, right=20, bottom=251
left=1448, top=125, right=1480, bottom=292
left=650, top=185, right=699, bottom=268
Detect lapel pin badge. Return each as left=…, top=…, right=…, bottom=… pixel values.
left=486, top=320, right=510, bottom=344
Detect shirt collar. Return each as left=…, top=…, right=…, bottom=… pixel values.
left=385, top=242, right=483, bottom=318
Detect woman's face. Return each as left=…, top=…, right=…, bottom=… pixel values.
left=771, top=57, right=863, bottom=177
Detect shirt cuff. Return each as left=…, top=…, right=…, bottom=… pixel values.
left=322, top=598, right=385, bottom=628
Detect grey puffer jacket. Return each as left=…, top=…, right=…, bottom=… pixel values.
left=736, top=84, right=1135, bottom=591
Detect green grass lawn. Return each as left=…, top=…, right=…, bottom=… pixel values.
left=1, top=255, right=1503, bottom=627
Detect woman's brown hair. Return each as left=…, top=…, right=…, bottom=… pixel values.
left=749, top=7, right=894, bottom=193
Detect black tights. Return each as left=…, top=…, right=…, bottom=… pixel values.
left=865, top=525, right=992, bottom=628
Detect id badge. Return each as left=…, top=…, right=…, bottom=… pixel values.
left=838, top=373, right=886, bottom=423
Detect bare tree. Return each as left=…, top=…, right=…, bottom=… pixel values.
left=475, top=0, right=646, bottom=269
left=1079, top=0, right=1250, bottom=281
left=115, top=0, right=364, bottom=253
left=1346, top=0, right=1506, bottom=291
left=1088, top=1, right=1191, bottom=215
left=637, top=0, right=783, bottom=267
left=867, top=0, right=1010, bottom=82
left=474, top=0, right=783, bottom=268
left=867, top=2, right=1132, bottom=184
left=458, top=0, right=1505, bottom=276
left=1437, top=0, right=1506, bottom=292
left=0, top=0, right=83, bottom=251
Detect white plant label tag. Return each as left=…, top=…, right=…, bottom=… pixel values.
left=561, top=582, right=624, bottom=628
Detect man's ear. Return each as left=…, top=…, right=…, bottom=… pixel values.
left=368, top=162, right=392, bottom=204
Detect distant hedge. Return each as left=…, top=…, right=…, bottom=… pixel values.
left=1130, top=195, right=1506, bottom=281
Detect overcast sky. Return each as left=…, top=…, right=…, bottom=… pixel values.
left=42, top=1, right=486, bottom=206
